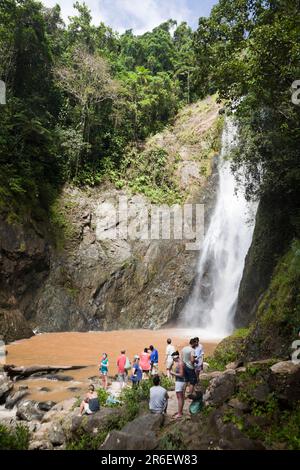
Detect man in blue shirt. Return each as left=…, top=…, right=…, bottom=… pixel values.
left=149, top=345, right=159, bottom=375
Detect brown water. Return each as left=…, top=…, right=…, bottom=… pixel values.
left=6, top=329, right=218, bottom=402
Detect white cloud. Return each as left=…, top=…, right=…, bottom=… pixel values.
left=41, top=0, right=194, bottom=34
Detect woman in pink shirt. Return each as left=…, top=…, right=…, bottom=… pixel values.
left=140, top=348, right=151, bottom=379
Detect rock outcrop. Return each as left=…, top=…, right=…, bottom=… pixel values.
left=0, top=217, right=50, bottom=342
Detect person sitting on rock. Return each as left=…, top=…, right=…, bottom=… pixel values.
left=149, top=375, right=169, bottom=414
left=79, top=384, right=99, bottom=415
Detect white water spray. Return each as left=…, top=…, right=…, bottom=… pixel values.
left=180, top=119, right=257, bottom=340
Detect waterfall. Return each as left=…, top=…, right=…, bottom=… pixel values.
left=180, top=119, right=257, bottom=340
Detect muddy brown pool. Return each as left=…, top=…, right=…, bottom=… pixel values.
left=5, top=329, right=218, bottom=402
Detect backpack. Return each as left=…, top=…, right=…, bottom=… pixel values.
left=125, top=357, right=131, bottom=370
left=189, top=392, right=204, bottom=415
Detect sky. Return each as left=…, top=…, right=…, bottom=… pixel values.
left=41, top=0, right=218, bottom=35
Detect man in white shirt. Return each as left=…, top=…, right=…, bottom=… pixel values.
left=149, top=375, right=169, bottom=414
left=194, top=337, right=204, bottom=379
left=165, top=338, right=175, bottom=378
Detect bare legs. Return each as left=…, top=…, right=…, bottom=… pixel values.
left=102, top=373, right=108, bottom=390
left=176, top=392, right=184, bottom=417
left=79, top=400, right=87, bottom=415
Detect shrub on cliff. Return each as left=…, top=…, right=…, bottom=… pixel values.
left=207, top=328, right=249, bottom=370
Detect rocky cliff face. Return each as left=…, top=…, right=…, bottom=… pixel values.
left=0, top=218, right=50, bottom=342
left=30, top=188, right=202, bottom=332
left=0, top=97, right=221, bottom=341
left=235, top=192, right=296, bottom=328
left=233, top=191, right=300, bottom=360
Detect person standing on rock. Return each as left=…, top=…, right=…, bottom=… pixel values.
left=117, top=350, right=128, bottom=390
left=140, top=347, right=151, bottom=379
left=165, top=338, right=176, bottom=378
left=100, top=352, right=109, bottom=390
left=181, top=338, right=197, bottom=398
left=149, top=345, right=159, bottom=375
left=194, top=337, right=204, bottom=380
left=130, top=355, right=143, bottom=388
left=149, top=375, right=169, bottom=414
left=170, top=351, right=186, bottom=419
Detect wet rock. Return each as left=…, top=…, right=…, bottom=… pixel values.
left=38, top=401, right=56, bottom=412
left=268, top=361, right=300, bottom=405
left=16, top=400, right=45, bottom=421
left=18, top=385, right=29, bottom=391
left=67, top=387, right=81, bottom=393
left=43, top=374, right=74, bottom=381
left=0, top=374, right=13, bottom=404
left=39, top=387, right=50, bottom=392
left=5, top=390, right=28, bottom=409
left=204, top=371, right=236, bottom=406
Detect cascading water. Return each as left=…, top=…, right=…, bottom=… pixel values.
left=180, top=118, right=257, bottom=340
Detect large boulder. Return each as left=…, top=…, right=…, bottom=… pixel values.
left=38, top=401, right=56, bottom=412
left=122, top=413, right=164, bottom=435
left=71, top=408, right=123, bottom=436
left=268, top=361, right=300, bottom=405
left=16, top=400, right=45, bottom=422
left=48, top=423, right=66, bottom=446
left=100, top=413, right=163, bottom=451
left=204, top=371, right=236, bottom=406
left=101, top=430, right=158, bottom=451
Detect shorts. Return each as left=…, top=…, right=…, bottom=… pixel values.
left=151, top=363, right=158, bottom=375
left=83, top=402, right=93, bottom=415
left=101, top=370, right=108, bottom=376
left=175, top=381, right=186, bottom=393
left=166, top=357, right=173, bottom=369
left=184, top=365, right=197, bottom=385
